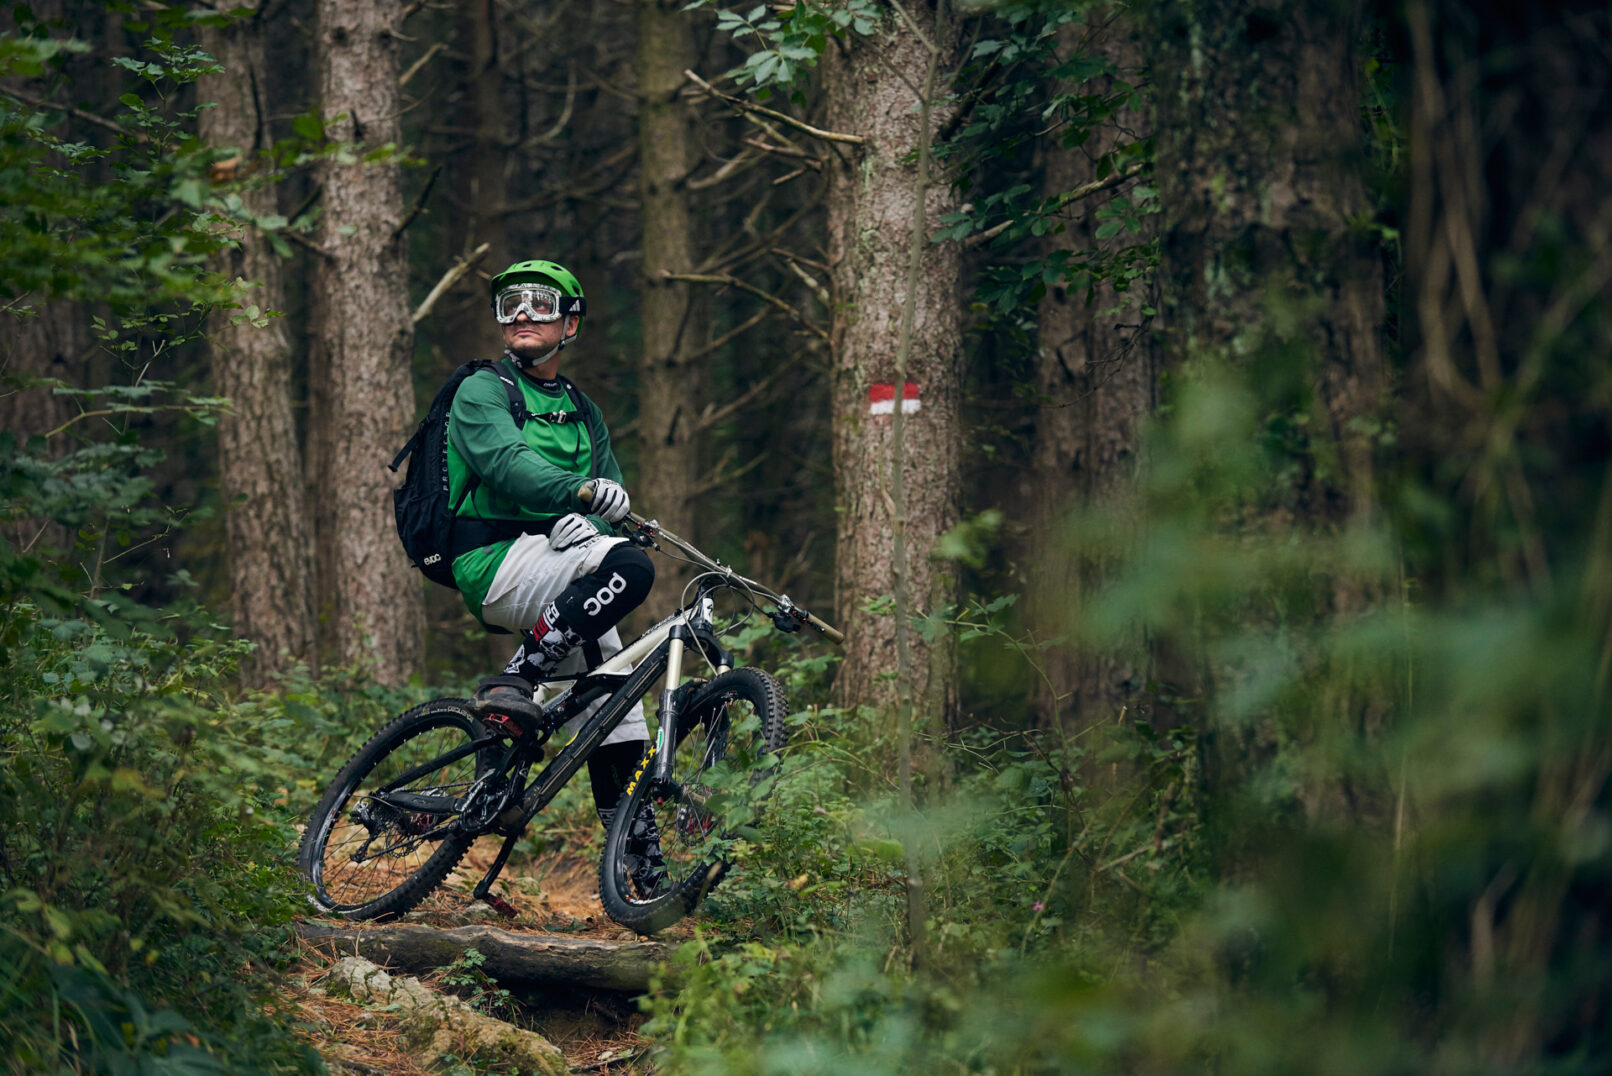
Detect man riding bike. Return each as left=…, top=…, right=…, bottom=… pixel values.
left=445, top=259, right=663, bottom=891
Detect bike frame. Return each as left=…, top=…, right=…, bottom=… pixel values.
left=455, top=575, right=734, bottom=912
left=371, top=514, right=837, bottom=917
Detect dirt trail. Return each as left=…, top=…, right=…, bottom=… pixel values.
left=292, top=847, right=691, bottom=1073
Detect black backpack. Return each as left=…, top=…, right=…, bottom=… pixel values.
left=389, top=362, right=590, bottom=589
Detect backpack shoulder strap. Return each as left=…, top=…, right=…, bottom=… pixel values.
left=556, top=374, right=589, bottom=417
left=389, top=424, right=423, bottom=473
left=485, top=367, right=530, bottom=426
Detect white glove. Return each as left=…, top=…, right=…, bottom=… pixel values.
left=548, top=512, right=597, bottom=551
left=587, top=478, right=631, bottom=523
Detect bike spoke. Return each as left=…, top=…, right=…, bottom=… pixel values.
left=598, top=667, right=788, bottom=933
left=312, top=721, right=487, bottom=910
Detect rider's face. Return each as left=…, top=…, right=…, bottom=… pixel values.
left=501, top=312, right=577, bottom=361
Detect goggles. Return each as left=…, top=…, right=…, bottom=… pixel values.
left=493, top=284, right=563, bottom=324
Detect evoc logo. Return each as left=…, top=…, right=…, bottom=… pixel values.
left=583, top=572, right=628, bottom=617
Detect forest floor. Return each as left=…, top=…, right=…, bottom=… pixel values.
left=286, top=844, right=689, bottom=1074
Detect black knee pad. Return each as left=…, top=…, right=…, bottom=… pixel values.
left=599, top=543, right=655, bottom=593
left=553, top=543, right=654, bottom=637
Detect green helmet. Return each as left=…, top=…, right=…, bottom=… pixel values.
left=489, top=259, right=587, bottom=338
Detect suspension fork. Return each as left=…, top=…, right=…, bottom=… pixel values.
left=650, top=595, right=730, bottom=783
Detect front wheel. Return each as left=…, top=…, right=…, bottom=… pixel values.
left=297, top=699, right=500, bottom=920
left=598, top=667, right=788, bottom=935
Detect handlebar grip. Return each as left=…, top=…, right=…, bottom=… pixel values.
left=577, top=481, right=595, bottom=505
left=806, top=613, right=845, bottom=645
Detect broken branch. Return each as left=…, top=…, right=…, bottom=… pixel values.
left=413, top=241, right=492, bottom=324
left=661, top=270, right=829, bottom=341
left=683, top=69, right=865, bottom=145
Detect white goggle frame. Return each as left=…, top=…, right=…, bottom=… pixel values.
left=494, top=284, right=563, bottom=324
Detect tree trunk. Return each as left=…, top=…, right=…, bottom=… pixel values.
left=824, top=8, right=963, bottom=722
left=1143, top=0, right=1386, bottom=821
left=1025, top=13, right=1156, bottom=731
left=442, top=0, right=509, bottom=361
left=198, top=8, right=316, bottom=687
left=635, top=0, right=703, bottom=588
left=312, top=0, right=424, bottom=682
left=1147, top=0, right=1385, bottom=522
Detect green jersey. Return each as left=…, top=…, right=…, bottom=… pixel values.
left=445, top=358, right=624, bottom=611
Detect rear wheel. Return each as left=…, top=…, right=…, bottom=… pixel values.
left=598, top=667, right=787, bottom=935
left=297, top=700, right=503, bottom=919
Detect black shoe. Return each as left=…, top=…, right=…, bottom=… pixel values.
left=471, top=676, right=546, bottom=732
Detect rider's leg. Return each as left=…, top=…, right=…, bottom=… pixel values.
left=504, top=543, right=654, bottom=683
left=473, top=538, right=663, bottom=888
left=591, top=740, right=666, bottom=895
left=475, top=544, right=654, bottom=721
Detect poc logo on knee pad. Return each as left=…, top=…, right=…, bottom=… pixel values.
left=583, top=572, right=629, bottom=617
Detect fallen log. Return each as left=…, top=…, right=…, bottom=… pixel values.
left=298, top=921, right=670, bottom=993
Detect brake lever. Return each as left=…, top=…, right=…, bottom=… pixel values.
left=621, top=512, right=659, bottom=548
left=771, top=595, right=806, bottom=634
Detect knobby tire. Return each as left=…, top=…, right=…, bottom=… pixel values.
left=597, top=667, right=788, bottom=935
left=297, top=699, right=500, bottom=920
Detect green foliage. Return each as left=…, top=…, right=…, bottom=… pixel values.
left=933, top=1, right=1158, bottom=346
left=439, top=947, right=516, bottom=1019
left=0, top=17, right=346, bottom=1071
left=636, top=343, right=1610, bottom=1071
left=0, top=26, right=235, bottom=310
left=690, top=0, right=881, bottom=99
left=0, top=383, right=337, bottom=1071
left=0, top=361, right=336, bottom=1073
left=640, top=689, right=1201, bottom=1073
left=0, top=601, right=317, bottom=1072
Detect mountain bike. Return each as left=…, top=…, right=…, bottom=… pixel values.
left=295, top=493, right=841, bottom=935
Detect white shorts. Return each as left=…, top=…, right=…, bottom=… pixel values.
left=480, top=530, right=647, bottom=746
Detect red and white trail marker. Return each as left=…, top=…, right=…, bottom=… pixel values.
left=868, top=381, right=921, bottom=416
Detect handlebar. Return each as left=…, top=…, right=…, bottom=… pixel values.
left=577, top=480, right=844, bottom=646
left=803, top=612, right=845, bottom=645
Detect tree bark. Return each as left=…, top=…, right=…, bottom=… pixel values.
left=1025, top=12, right=1156, bottom=731
left=1143, top=0, right=1387, bottom=822
left=312, top=0, right=424, bottom=682
left=442, top=0, right=509, bottom=361
left=198, top=8, right=316, bottom=686
left=1147, top=0, right=1385, bottom=524
left=635, top=0, right=705, bottom=589
left=298, top=921, right=669, bottom=993
left=824, top=6, right=963, bottom=723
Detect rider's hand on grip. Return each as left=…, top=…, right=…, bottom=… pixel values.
left=580, top=478, right=631, bottom=523
left=548, top=512, right=596, bottom=551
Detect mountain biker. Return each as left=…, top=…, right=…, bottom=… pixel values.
left=446, top=258, right=663, bottom=889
